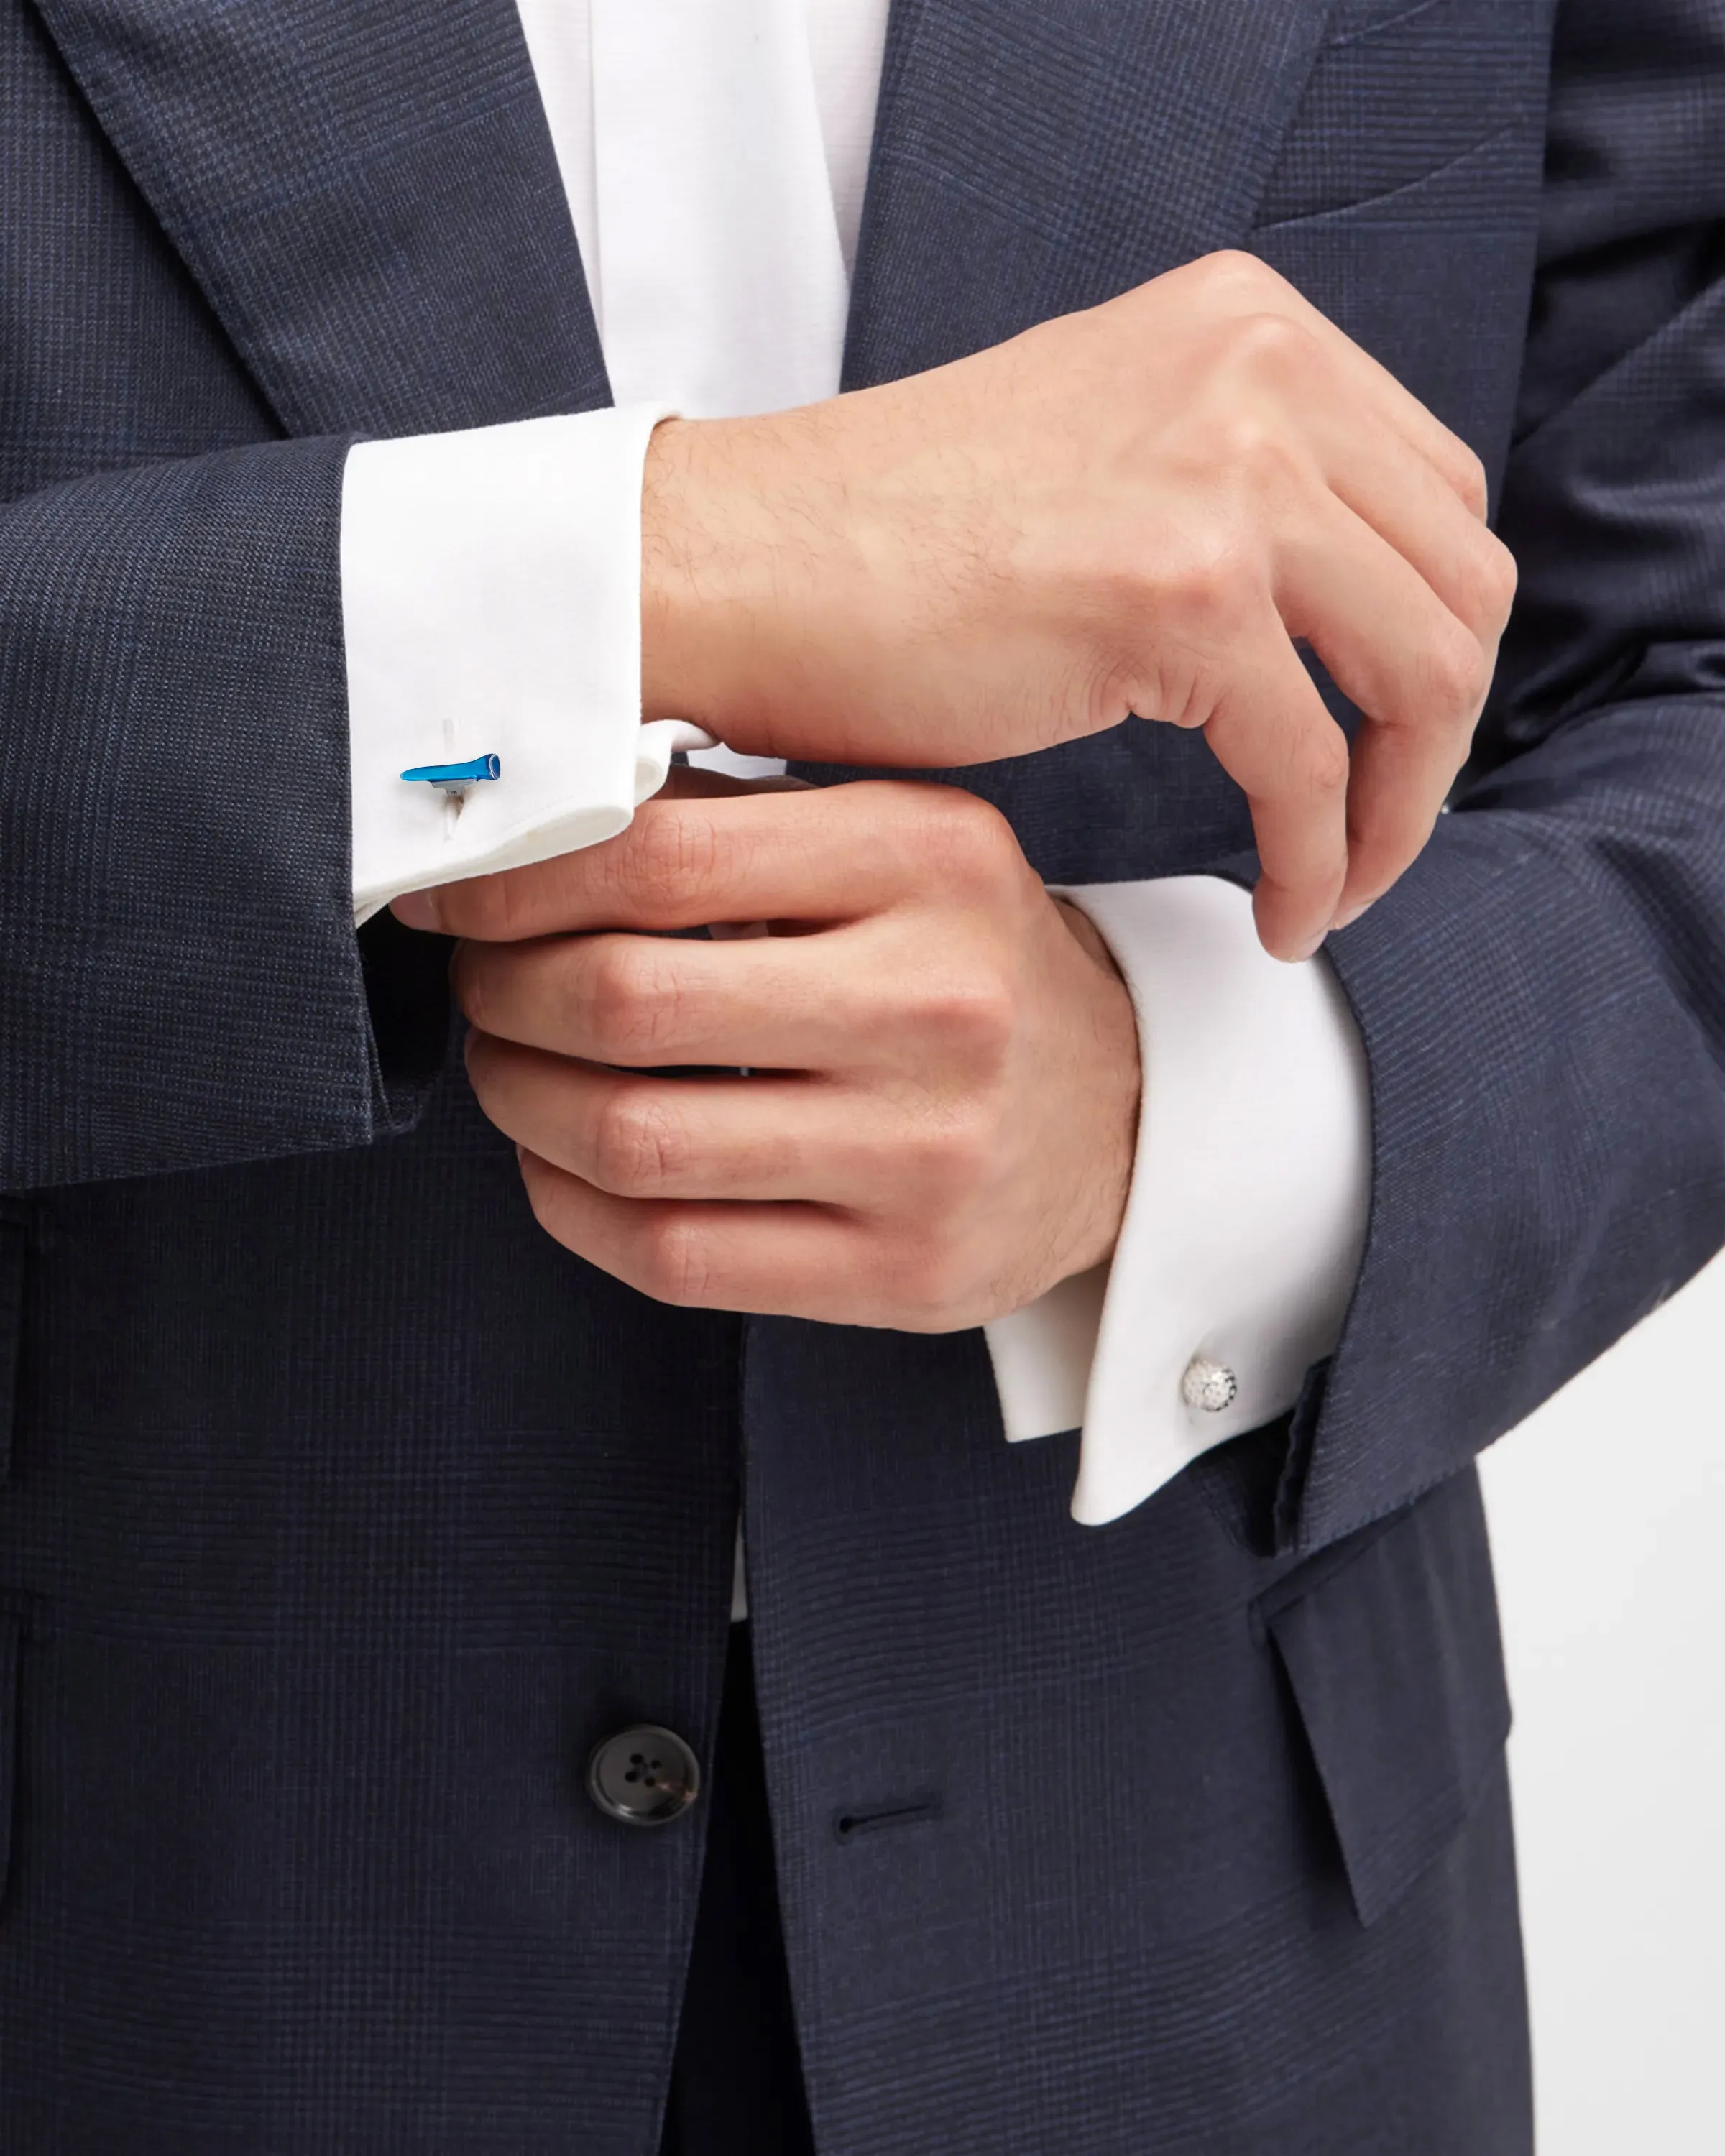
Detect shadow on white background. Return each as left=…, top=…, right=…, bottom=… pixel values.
left=1483, top=1248, right=1725, bottom=2153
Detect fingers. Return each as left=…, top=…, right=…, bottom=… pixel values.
left=1318, top=416, right=1513, bottom=919
left=1223, top=498, right=1494, bottom=950
left=466, top=1038, right=906, bottom=1205
left=1274, top=356, right=1512, bottom=926
left=1196, top=625, right=1351, bottom=961
left=1184, top=268, right=1512, bottom=941
left=1302, top=313, right=1489, bottom=520
left=515, top=1148, right=875, bottom=1321
left=1335, top=688, right=1478, bottom=926
left=1274, top=492, right=1488, bottom=919
left=454, top=925, right=875, bottom=1069
left=1317, top=413, right=1517, bottom=652
left=1151, top=256, right=1489, bottom=522
left=397, top=780, right=980, bottom=942
left=1228, top=259, right=1492, bottom=520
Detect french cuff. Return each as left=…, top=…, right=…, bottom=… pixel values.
left=341, top=402, right=711, bottom=926
left=983, top=875, right=1371, bottom=1527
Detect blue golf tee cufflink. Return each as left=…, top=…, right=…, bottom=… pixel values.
left=401, top=753, right=501, bottom=796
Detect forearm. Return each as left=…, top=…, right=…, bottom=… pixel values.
left=1300, top=696, right=1725, bottom=1551
left=1290, top=0, right=1725, bottom=1551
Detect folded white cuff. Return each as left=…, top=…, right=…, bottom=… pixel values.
left=985, top=876, right=1371, bottom=1526
left=341, top=403, right=703, bottom=925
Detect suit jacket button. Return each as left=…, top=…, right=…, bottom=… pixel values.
left=586, top=1724, right=702, bottom=1826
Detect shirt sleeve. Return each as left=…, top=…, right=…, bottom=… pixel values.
left=983, top=875, right=1371, bottom=1526
left=341, top=402, right=711, bottom=926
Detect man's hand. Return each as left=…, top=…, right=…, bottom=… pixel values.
left=641, top=250, right=1517, bottom=959
left=409, top=778, right=1141, bottom=1332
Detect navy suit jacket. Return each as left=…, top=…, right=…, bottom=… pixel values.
left=1, top=0, right=1722, bottom=2148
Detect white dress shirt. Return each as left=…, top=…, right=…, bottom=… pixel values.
left=339, top=0, right=1371, bottom=1541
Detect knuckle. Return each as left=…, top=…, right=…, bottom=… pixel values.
left=520, top=1176, right=551, bottom=1235
left=486, top=872, right=530, bottom=941
left=452, top=946, right=491, bottom=1031
left=1297, top=722, right=1353, bottom=800
left=1481, top=535, right=1519, bottom=622
left=459, top=1023, right=500, bottom=1105
left=637, top=1213, right=713, bottom=1307
left=1163, top=530, right=1261, bottom=630
left=893, top=1238, right=974, bottom=1332
left=1215, top=413, right=1304, bottom=497
left=1422, top=619, right=1491, bottom=720
left=891, top=1114, right=987, bottom=1210
left=626, top=803, right=722, bottom=909
left=1449, top=441, right=1491, bottom=520
left=459, top=867, right=531, bottom=944
left=910, top=967, right=1017, bottom=1067
left=584, top=941, right=681, bottom=1060
left=1450, top=539, right=1519, bottom=643
left=918, top=790, right=1024, bottom=893
left=583, top=945, right=645, bottom=1056
left=590, top=1087, right=687, bottom=1196
left=438, top=880, right=492, bottom=944
left=1194, top=249, right=1278, bottom=308
left=942, top=791, right=1013, bottom=859
left=1226, top=308, right=1314, bottom=378
left=925, top=1107, right=998, bottom=1195
left=520, top=1159, right=561, bottom=1235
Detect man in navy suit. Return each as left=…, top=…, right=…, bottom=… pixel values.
left=1, top=0, right=1721, bottom=2150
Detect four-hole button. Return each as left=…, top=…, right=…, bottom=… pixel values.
left=586, top=1724, right=702, bottom=1827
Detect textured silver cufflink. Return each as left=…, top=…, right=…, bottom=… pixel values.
left=1181, top=1355, right=1238, bottom=1413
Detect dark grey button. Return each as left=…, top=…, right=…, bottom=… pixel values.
left=586, top=1724, right=701, bottom=1827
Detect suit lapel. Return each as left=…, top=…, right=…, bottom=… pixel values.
left=846, top=0, right=1334, bottom=387
left=33, top=0, right=608, bottom=436
left=36, top=0, right=1332, bottom=424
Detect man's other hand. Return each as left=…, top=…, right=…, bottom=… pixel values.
left=641, top=250, right=1517, bottom=959
left=405, top=777, right=1141, bottom=1331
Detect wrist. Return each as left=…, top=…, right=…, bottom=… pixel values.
left=639, top=418, right=711, bottom=726
left=640, top=408, right=864, bottom=755
left=1050, top=897, right=1141, bottom=1278
left=640, top=415, right=795, bottom=740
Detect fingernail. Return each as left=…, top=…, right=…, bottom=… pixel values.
left=1332, top=898, right=1374, bottom=932
left=392, top=890, right=441, bottom=931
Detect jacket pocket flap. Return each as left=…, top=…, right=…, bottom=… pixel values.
left=1259, top=1469, right=1511, bottom=1926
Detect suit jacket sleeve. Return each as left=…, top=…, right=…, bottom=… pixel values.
left=1289, top=0, right=1725, bottom=1551
left=0, top=435, right=451, bottom=1193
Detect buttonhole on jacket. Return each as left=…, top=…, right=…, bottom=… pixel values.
left=832, top=1793, right=943, bottom=1844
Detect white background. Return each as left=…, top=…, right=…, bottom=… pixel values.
left=1483, top=1248, right=1725, bottom=2152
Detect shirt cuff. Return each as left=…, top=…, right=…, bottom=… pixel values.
left=983, top=875, right=1371, bottom=1526
left=341, top=402, right=711, bottom=926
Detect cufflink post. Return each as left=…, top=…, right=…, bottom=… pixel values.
left=401, top=753, right=502, bottom=797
